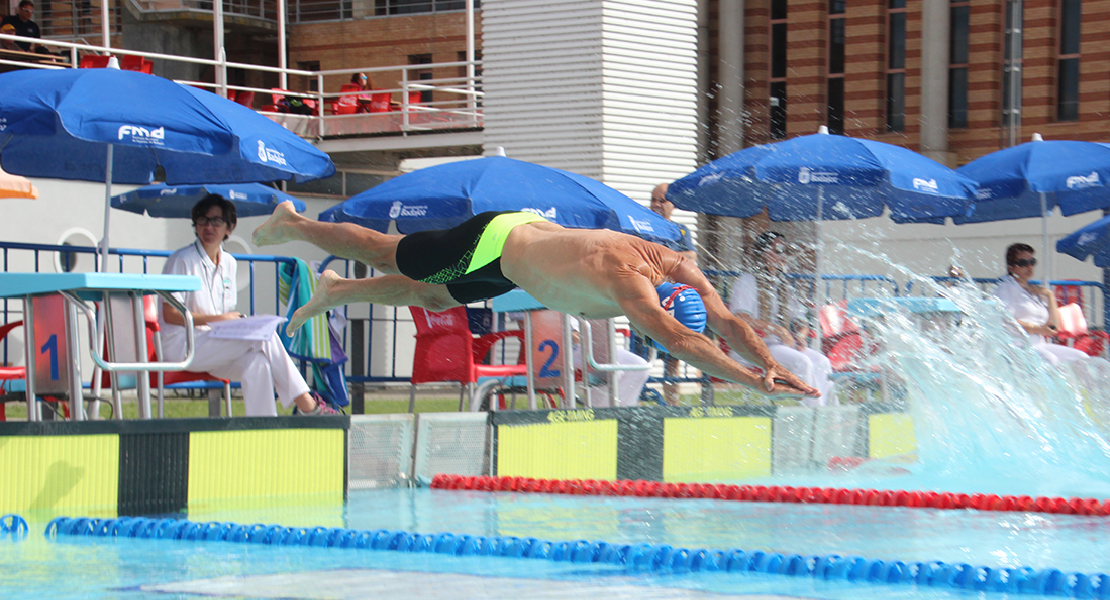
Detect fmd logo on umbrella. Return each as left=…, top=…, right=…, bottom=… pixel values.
left=1067, top=172, right=1099, bottom=189
left=117, top=125, right=165, bottom=146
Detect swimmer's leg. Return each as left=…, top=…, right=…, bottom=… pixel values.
left=253, top=201, right=405, bottom=273
left=287, top=270, right=459, bottom=334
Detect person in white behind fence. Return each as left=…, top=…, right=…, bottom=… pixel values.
left=993, top=242, right=1089, bottom=367
left=727, top=231, right=836, bottom=407
left=159, top=194, right=336, bottom=416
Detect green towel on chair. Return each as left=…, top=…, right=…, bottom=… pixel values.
left=278, top=257, right=332, bottom=361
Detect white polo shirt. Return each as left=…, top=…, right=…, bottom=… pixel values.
left=160, top=240, right=237, bottom=350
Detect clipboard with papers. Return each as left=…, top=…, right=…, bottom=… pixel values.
left=207, top=314, right=288, bottom=341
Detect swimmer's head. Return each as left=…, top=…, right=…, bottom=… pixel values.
left=652, top=282, right=707, bottom=352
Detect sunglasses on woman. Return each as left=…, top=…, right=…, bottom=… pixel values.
left=1010, top=258, right=1036, bottom=268
left=194, top=216, right=227, bottom=228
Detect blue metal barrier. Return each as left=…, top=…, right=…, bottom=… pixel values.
left=703, top=270, right=901, bottom=302
left=0, top=241, right=297, bottom=397
left=905, top=276, right=1106, bottom=330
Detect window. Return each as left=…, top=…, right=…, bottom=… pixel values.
left=1002, top=0, right=1023, bottom=141
left=409, top=54, right=433, bottom=104
left=827, top=0, right=845, bottom=134
left=1057, top=0, right=1081, bottom=121
left=770, top=0, right=788, bottom=139
left=375, top=0, right=479, bottom=16
left=949, top=1, right=970, bottom=128
left=886, top=0, right=906, bottom=132
left=298, top=61, right=320, bottom=92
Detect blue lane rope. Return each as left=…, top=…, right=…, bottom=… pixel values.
left=0, top=514, right=29, bottom=540
left=42, top=516, right=1110, bottom=598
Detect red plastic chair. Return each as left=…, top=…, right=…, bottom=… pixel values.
left=407, top=306, right=527, bottom=412
left=1054, top=303, right=1109, bottom=358
left=119, top=55, right=153, bottom=74
left=0, top=320, right=25, bottom=421
left=233, top=90, right=255, bottom=108
left=260, top=88, right=288, bottom=113
left=368, top=91, right=393, bottom=113
left=330, top=83, right=362, bottom=115
left=819, top=300, right=860, bottom=355
left=78, top=54, right=111, bottom=69
left=97, top=296, right=232, bottom=418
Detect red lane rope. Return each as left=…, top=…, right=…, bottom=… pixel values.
left=429, top=474, right=1110, bottom=517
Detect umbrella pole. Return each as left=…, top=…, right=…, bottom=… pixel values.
left=1041, top=191, right=1051, bottom=288
left=100, top=144, right=114, bottom=273
left=813, top=186, right=824, bottom=350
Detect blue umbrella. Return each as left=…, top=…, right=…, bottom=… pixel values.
left=1057, top=215, right=1110, bottom=268
left=954, top=133, right=1110, bottom=282
left=667, top=126, right=978, bottom=314
left=112, top=183, right=307, bottom=218
left=318, top=155, right=682, bottom=244
left=668, top=127, right=977, bottom=223
left=0, top=64, right=335, bottom=268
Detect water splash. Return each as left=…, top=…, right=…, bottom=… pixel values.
left=767, top=242, right=1110, bottom=498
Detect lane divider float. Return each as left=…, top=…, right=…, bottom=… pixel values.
left=1, top=514, right=28, bottom=540
left=43, top=515, right=1110, bottom=598
left=429, top=474, right=1110, bottom=517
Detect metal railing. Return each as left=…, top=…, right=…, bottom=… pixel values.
left=0, top=33, right=484, bottom=140
left=40, top=1, right=121, bottom=39
left=905, top=276, right=1107, bottom=331
left=118, top=0, right=476, bottom=23
left=0, top=241, right=295, bottom=371
left=704, top=271, right=902, bottom=303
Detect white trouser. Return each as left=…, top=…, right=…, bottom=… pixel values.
left=573, top=347, right=650, bottom=407
left=1032, top=340, right=1091, bottom=366
left=730, top=342, right=837, bottom=407
left=166, top=330, right=311, bottom=417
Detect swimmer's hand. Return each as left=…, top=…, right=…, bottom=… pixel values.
left=761, top=364, right=819, bottom=398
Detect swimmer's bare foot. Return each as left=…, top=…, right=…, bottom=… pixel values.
left=287, top=269, right=342, bottom=335
left=252, top=201, right=302, bottom=247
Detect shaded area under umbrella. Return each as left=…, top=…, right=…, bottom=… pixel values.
left=112, top=182, right=306, bottom=218
left=318, top=155, right=682, bottom=244
left=950, top=133, right=1110, bottom=283
left=0, top=64, right=335, bottom=269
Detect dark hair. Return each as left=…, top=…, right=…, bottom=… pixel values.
left=18, top=1, right=33, bottom=8
left=1005, top=243, right=1035, bottom=266
left=753, top=231, right=785, bottom=255
left=191, top=194, right=237, bottom=240
left=350, top=72, right=372, bottom=88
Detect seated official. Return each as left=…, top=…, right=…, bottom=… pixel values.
left=993, top=243, right=1088, bottom=367
left=160, top=194, right=338, bottom=416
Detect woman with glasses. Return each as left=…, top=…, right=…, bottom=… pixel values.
left=726, top=231, right=835, bottom=407
left=993, top=243, right=1088, bottom=366
left=159, top=194, right=338, bottom=416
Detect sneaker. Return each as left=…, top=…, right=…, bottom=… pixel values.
left=298, top=394, right=341, bottom=416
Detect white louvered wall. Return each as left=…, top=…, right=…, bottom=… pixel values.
left=481, top=0, right=700, bottom=236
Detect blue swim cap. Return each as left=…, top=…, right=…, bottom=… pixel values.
left=652, top=282, right=707, bottom=352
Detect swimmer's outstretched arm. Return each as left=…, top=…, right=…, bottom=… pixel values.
left=287, top=270, right=459, bottom=335
left=615, top=274, right=814, bottom=398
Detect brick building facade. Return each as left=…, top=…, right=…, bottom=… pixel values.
left=709, top=0, right=1107, bottom=168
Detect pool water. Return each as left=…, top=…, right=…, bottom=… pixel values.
left=3, top=487, right=1108, bottom=599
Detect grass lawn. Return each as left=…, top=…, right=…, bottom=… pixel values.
left=1, top=394, right=462, bottom=420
